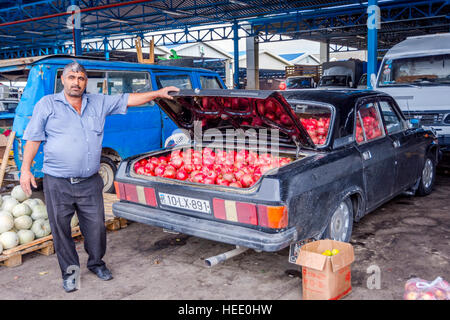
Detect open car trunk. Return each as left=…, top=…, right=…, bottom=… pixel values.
left=129, top=89, right=333, bottom=190
left=130, top=144, right=304, bottom=190
left=113, top=90, right=334, bottom=250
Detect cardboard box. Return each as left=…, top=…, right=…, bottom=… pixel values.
left=296, top=239, right=355, bottom=300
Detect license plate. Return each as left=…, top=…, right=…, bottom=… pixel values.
left=158, top=192, right=211, bottom=214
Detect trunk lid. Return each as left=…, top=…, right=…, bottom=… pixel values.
left=155, top=89, right=315, bottom=149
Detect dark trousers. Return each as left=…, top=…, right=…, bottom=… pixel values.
left=43, top=173, right=106, bottom=279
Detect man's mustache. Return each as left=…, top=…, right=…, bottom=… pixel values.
left=71, top=86, right=81, bottom=90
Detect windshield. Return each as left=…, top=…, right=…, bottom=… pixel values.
left=319, top=75, right=349, bottom=87
left=378, top=54, right=450, bottom=87
left=286, top=77, right=313, bottom=89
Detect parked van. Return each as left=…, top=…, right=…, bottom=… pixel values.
left=1, top=55, right=225, bottom=192
left=375, top=33, right=450, bottom=151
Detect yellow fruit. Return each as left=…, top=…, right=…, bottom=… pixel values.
left=331, top=249, right=340, bottom=256
left=322, top=250, right=332, bottom=256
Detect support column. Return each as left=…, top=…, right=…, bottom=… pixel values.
left=233, top=22, right=240, bottom=89
left=103, top=37, right=109, bottom=61
left=245, top=26, right=259, bottom=90
left=367, top=0, right=379, bottom=89
left=319, top=39, right=330, bottom=64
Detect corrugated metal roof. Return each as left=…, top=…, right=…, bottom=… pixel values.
left=0, top=1, right=448, bottom=58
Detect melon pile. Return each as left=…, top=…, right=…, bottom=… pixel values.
left=0, top=185, right=79, bottom=254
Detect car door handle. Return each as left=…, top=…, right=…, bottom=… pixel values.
left=392, top=140, right=401, bottom=148
left=362, top=151, right=372, bottom=161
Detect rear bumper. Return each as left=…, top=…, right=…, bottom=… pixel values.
left=113, top=201, right=298, bottom=252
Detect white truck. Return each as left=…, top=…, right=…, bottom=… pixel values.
left=375, top=33, right=450, bottom=152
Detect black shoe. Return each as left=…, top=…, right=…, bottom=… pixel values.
left=62, top=278, right=78, bottom=293
left=89, top=265, right=113, bottom=281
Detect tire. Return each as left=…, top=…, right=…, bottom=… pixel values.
left=99, top=156, right=117, bottom=193
left=322, top=197, right=354, bottom=242
left=416, top=155, right=436, bottom=196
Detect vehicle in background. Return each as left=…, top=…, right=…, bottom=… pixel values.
left=2, top=55, right=225, bottom=192
left=375, top=33, right=450, bottom=153
left=113, top=89, right=438, bottom=262
left=357, top=73, right=368, bottom=90
left=0, top=84, right=21, bottom=115
left=318, top=60, right=364, bottom=89
left=281, top=65, right=322, bottom=90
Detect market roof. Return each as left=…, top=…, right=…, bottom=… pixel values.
left=279, top=53, right=305, bottom=62
left=0, top=1, right=449, bottom=59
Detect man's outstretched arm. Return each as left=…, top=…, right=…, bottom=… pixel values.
left=127, top=86, right=180, bottom=107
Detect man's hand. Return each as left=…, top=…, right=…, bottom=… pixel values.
left=20, top=170, right=37, bottom=197
left=127, top=86, right=180, bottom=107
left=157, top=86, right=180, bottom=100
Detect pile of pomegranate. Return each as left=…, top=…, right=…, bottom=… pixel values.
left=299, top=116, right=331, bottom=145
left=134, top=148, right=292, bottom=188
left=356, top=107, right=383, bottom=143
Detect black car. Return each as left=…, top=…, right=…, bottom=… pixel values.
left=112, top=89, right=438, bottom=256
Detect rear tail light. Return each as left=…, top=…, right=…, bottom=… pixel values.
left=114, top=182, right=157, bottom=207
left=257, top=205, right=288, bottom=229
left=213, top=198, right=287, bottom=228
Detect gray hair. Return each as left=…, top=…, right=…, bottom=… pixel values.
left=62, top=61, right=87, bottom=78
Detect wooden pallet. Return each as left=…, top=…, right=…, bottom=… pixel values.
left=103, top=193, right=128, bottom=231
left=0, top=194, right=127, bottom=268
left=0, top=226, right=81, bottom=268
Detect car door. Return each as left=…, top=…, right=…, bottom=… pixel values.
left=355, top=99, right=396, bottom=209
left=378, top=98, right=420, bottom=192
left=105, top=70, right=163, bottom=157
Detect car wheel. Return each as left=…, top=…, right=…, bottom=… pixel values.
left=416, top=156, right=436, bottom=196
left=99, top=156, right=117, bottom=193
left=323, top=198, right=354, bottom=242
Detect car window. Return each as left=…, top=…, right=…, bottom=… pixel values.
left=155, top=74, right=192, bottom=89
left=200, top=75, right=223, bottom=89
left=107, top=71, right=151, bottom=94
left=378, top=100, right=404, bottom=134
left=55, top=70, right=107, bottom=94
left=355, top=102, right=385, bottom=144
left=293, top=103, right=333, bottom=146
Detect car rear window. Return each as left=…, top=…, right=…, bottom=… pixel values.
left=290, top=102, right=333, bottom=145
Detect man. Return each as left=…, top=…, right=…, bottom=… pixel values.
left=20, top=61, right=179, bottom=293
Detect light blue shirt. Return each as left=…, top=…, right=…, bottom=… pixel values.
left=23, top=90, right=129, bottom=178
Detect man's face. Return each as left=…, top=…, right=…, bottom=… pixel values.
left=61, top=71, right=87, bottom=97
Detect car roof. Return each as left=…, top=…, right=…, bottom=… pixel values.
left=0, top=54, right=218, bottom=74
left=281, top=89, right=386, bottom=109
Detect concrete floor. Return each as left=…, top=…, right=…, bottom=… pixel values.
left=1, top=172, right=449, bottom=300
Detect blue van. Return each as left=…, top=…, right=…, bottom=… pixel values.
left=2, top=55, right=225, bottom=192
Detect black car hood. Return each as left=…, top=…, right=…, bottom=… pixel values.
left=155, top=89, right=315, bottom=149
